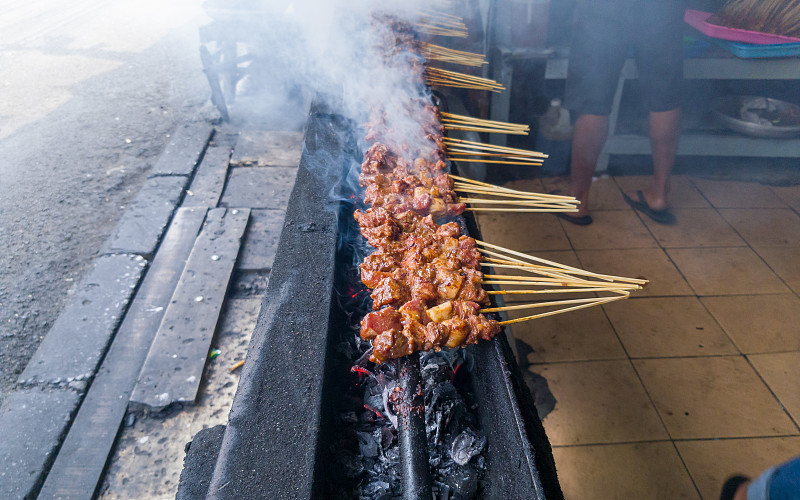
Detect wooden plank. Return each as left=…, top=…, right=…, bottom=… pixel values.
left=183, top=143, right=231, bottom=208
left=37, top=207, right=208, bottom=500
left=130, top=207, right=250, bottom=410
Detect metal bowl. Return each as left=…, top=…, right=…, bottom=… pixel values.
left=713, top=95, right=800, bottom=139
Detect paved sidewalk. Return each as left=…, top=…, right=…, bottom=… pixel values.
left=0, top=121, right=303, bottom=499
left=98, top=127, right=303, bottom=499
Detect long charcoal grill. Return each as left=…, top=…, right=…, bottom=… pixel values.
left=188, top=99, right=563, bottom=500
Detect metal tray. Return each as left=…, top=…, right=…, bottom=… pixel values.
left=713, top=96, right=800, bottom=139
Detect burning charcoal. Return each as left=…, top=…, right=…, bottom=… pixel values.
left=444, top=463, right=479, bottom=498
left=340, top=411, right=359, bottom=423
left=381, top=384, right=399, bottom=428
left=432, top=480, right=452, bottom=499
left=358, top=431, right=379, bottom=458
left=340, top=451, right=364, bottom=478
left=450, top=429, right=486, bottom=466
left=360, top=480, right=391, bottom=499
left=376, top=426, right=394, bottom=450
left=364, top=391, right=384, bottom=411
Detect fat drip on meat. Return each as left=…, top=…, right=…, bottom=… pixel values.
left=354, top=21, right=500, bottom=365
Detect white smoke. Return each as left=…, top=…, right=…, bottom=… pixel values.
left=203, top=0, right=448, bottom=153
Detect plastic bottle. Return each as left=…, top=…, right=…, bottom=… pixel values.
left=537, top=98, right=573, bottom=175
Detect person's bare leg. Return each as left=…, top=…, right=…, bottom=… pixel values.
left=569, top=114, right=609, bottom=216
left=635, top=107, right=681, bottom=211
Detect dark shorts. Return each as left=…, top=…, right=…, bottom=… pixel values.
left=564, top=0, right=685, bottom=116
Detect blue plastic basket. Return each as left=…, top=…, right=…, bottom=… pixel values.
left=711, top=38, right=800, bottom=58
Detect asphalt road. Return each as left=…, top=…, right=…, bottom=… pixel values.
left=0, top=0, right=213, bottom=403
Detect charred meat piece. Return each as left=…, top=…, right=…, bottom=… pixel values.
left=361, top=300, right=501, bottom=364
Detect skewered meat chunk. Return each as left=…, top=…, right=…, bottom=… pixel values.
left=361, top=300, right=501, bottom=364
left=354, top=35, right=501, bottom=363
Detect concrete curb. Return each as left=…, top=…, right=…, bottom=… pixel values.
left=0, top=120, right=215, bottom=499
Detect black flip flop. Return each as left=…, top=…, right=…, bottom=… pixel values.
left=555, top=212, right=593, bottom=226
left=623, top=190, right=676, bottom=225
left=719, top=475, right=749, bottom=500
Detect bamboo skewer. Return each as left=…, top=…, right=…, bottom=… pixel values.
left=466, top=207, right=573, bottom=212
left=441, top=112, right=527, bottom=127
left=476, top=242, right=648, bottom=285
left=444, top=125, right=529, bottom=135
left=481, top=260, right=624, bottom=283
left=440, top=112, right=529, bottom=135
left=497, top=294, right=629, bottom=325
left=425, top=68, right=505, bottom=91
left=443, top=138, right=547, bottom=158
left=447, top=150, right=534, bottom=158
left=453, top=186, right=576, bottom=203
left=420, top=43, right=487, bottom=67
left=458, top=197, right=576, bottom=206
left=415, top=23, right=469, bottom=38
left=487, top=287, right=635, bottom=295
left=449, top=174, right=575, bottom=201
left=451, top=159, right=544, bottom=166
left=480, top=294, right=629, bottom=314
left=481, top=275, right=639, bottom=288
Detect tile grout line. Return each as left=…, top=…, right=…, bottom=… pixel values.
left=600, top=177, right=723, bottom=498
left=742, top=353, right=800, bottom=434
left=550, top=432, right=800, bottom=449
left=689, top=176, right=798, bottom=299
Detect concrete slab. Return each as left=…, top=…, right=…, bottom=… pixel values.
left=38, top=208, right=207, bottom=500
left=183, top=144, right=230, bottom=209
left=130, top=208, right=250, bottom=410
left=0, top=388, right=81, bottom=499
left=149, top=122, right=214, bottom=177
left=229, top=131, right=303, bottom=167
left=98, top=298, right=262, bottom=499
left=102, top=176, right=187, bottom=258
left=219, top=167, right=298, bottom=210
left=19, top=254, right=147, bottom=385
left=237, top=209, right=286, bottom=271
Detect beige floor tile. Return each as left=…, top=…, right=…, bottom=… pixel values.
left=475, top=212, right=571, bottom=252
left=615, top=175, right=710, bottom=209
left=560, top=210, right=657, bottom=250
left=577, top=248, right=693, bottom=297
left=510, top=306, right=626, bottom=363
left=677, top=437, right=800, bottom=500
left=755, top=246, right=800, bottom=294
left=771, top=185, right=800, bottom=211
left=542, top=175, right=629, bottom=210
left=604, top=297, right=737, bottom=358
left=488, top=250, right=582, bottom=304
left=701, top=295, right=800, bottom=353
left=667, top=247, right=789, bottom=296
left=642, top=208, right=745, bottom=248
left=535, top=360, right=667, bottom=445
left=692, top=179, right=786, bottom=208
left=749, top=352, right=800, bottom=425
left=554, top=442, right=700, bottom=500
left=719, top=209, right=800, bottom=247
left=634, top=356, right=797, bottom=439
